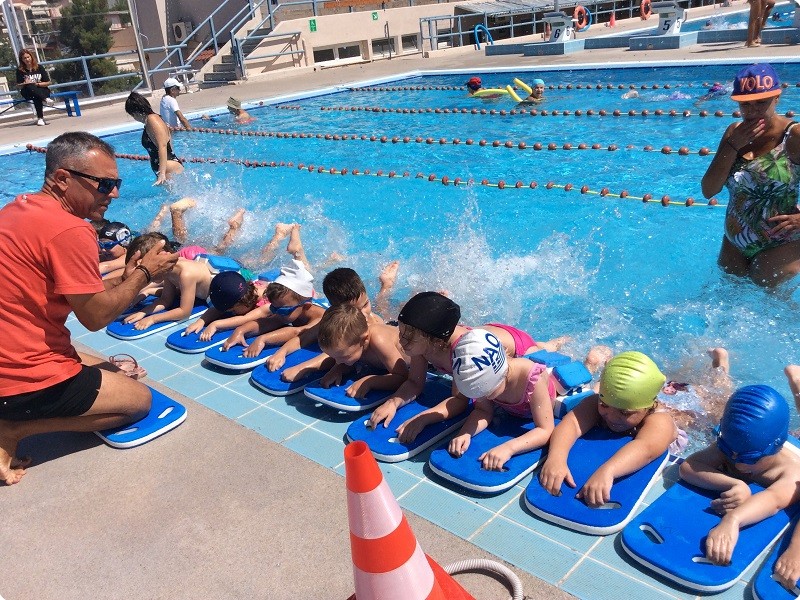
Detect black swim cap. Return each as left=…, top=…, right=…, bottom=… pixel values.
left=398, top=292, right=461, bottom=340
left=209, top=271, right=248, bottom=312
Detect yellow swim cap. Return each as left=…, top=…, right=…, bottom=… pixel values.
left=599, top=351, right=666, bottom=410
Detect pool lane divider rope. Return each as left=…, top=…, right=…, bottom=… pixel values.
left=348, top=82, right=800, bottom=92
left=169, top=127, right=718, bottom=156
left=317, top=105, right=796, bottom=120
left=24, top=143, right=725, bottom=208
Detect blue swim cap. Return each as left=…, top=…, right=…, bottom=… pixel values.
left=717, top=385, right=789, bottom=464
left=532, top=78, right=545, bottom=86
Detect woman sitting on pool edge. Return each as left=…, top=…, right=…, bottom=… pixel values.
left=701, top=63, right=800, bottom=286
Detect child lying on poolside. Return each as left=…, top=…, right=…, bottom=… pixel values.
left=680, top=382, right=800, bottom=568
left=283, top=304, right=408, bottom=398
left=123, top=232, right=214, bottom=330
left=538, top=351, right=684, bottom=508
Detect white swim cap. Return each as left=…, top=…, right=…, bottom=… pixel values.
left=451, top=329, right=508, bottom=399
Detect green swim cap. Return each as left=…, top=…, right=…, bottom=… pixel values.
left=599, top=351, right=666, bottom=410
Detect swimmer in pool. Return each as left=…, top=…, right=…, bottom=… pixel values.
left=465, top=76, right=484, bottom=96
left=694, top=82, right=729, bottom=106
left=520, top=79, right=546, bottom=104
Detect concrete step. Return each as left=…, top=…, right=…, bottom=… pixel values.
left=213, top=63, right=236, bottom=73
left=203, top=71, right=237, bottom=82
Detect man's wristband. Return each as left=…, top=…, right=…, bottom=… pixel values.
left=134, top=264, right=152, bottom=284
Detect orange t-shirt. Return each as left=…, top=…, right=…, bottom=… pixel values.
left=0, top=193, right=105, bottom=396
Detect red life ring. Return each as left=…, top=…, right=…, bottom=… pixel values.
left=640, top=0, right=652, bottom=20
left=574, top=5, right=590, bottom=30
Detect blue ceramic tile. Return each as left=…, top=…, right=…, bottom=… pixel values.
left=125, top=332, right=177, bottom=355
left=308, top=409, right=362, bottom=441
left=223, top=375, right=273, bottom=402
left=269, top=392, right=338, bottom=425
left=500, top=494, right=601, bottom=553
left=284, top=427, right=346, bottom=469
left=562, top=555, right=683, bottom=600
left=195, top=388, right=262, bottom=420
left=471, top=516, right=582, bottom=585
left=381, top=463, right=425, bottom=499
left=159, top=350, right=208, bottom=368
left=400, top=479, right=494, bottom=538
left=75, top=329, right=121, bottom=352
left=162, top=370, right=221, bottom=398
left=587, top=534, right=696, bottom=599
left=190, top=361, right=250, bottom=386
left=238, top=406, right=306, bottom=442
left=137, top=355, right=187, bottom=381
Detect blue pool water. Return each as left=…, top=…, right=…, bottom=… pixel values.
left=3, top=60, right=800, bottom=445
left=682, top=2, right=794, bottom=32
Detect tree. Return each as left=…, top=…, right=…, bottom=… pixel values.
left=52, top=0, right=139, bottom=95
left=0, top=35, right=16, bottom=69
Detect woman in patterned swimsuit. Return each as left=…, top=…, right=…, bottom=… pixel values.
left=701, top=63, right=800, bottom=286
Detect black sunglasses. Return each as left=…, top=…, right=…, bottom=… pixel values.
left=65, top=168, right=122, bottom=194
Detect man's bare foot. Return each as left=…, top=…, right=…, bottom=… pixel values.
left=170, top=197, right=197, bottom=213
left=585, top=345, right=613, bottom=375
left=538, top=335, right=571, bottom=353
left=286, top=224, right=304, bottom=258
left=379, top=261, right=399, bottom=291
left=0, top=424, right=25, bottom=485
left=708, top=347, right=730, bottom=373
left=228, top=208, right=245, bottom=230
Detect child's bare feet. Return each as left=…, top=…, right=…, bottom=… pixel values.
left=585, top=345, right=613, bottom=375
left=260, top=223, right=294, bottom=261
left=286, top=224, right=304, bottom=258
left=228, top=208, right=245, bottom=230
left=319, top=252, right=345, bottom=270
left=538, top=335, right=571, bottom=353
left=708, top=347, right=729, bottom=373
left=379, top=261, right=399, bottom=291
left=170, top=197, right=197, bottom=213
left=148, top=203, right=170, bottom=231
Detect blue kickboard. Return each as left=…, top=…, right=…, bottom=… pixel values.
left=526, top=350, right=571, bottom=368
left=166, top=328, right=232, bottom=353
left=303, top=364, right=392, bottom=411
left=752, top=517, right=800, bottom=600
left=197, top=254, right=242, bottom=273
left=525, top=427, right=668, bottom=535
left=106, top=301, right=208, bottom=340
left=621, top=480, right=800, bottom=593
left=429, top=409, right=548, bottom=494
left=553, top=361, right=592, bottom=389
left=95, top=387, right=186, bottom=448
left=346, top=376, right=470, bottom=462
left=250, top=344, right=324, bottom=395
left=204, top=336, right=278, bottom=370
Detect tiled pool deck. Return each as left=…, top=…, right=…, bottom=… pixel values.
left=70, top=315, right=762, bottom=600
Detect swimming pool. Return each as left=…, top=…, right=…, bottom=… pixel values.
left=5, top=59, right=800, bottom=443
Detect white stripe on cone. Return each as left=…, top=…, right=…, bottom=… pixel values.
left=353, top=542, right=436, bottom=600
left=347, top=478, right=403, bottom=539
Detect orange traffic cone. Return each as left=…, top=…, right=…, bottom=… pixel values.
left=344, top=441, right=475, bottom=600
left=609, top=11, right=616, bottom=26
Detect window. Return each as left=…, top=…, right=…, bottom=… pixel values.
left=401, top=34, right=419, bottom=52
left=371, top=37, right=396, bottom=57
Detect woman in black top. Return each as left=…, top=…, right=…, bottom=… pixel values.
left=124, top=91, right=184, bottom=185
left=16, top=48, right=52, bottom=125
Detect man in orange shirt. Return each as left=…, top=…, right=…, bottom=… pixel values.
left=0, top=132, right=178, bottom=485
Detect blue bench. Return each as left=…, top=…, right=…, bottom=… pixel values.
left=0, top=90, right=81, bottom=117
left=53, top=91, right=81, bottom=116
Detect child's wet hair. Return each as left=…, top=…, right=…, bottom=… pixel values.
left=126, top=232, right=171, bottom=262
left=318, top=304, right=368, bottom=350
left=238, top=282, right=260, bottom=311
left=266, top=282, right=304, bottom=305
left=322, top=268, right=366, bottom=305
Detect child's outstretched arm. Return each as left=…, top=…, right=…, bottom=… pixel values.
left=266, top=320, right=321, bottom=371
left=396, top=392, right=471, bottom=444
left=578, top=411, right=676, bottom=507
left=221, top=309, right=273, bottom=350
left=448, top=398, right=493, bottom=460
left=123, top=279, right=178, bottom=325
left=705, top=478, right=800, bottom=566
left=774, top=518, right=800, bottom=590
left=243, top=324, right=305, bottom=358
left=283, top=354, right=335, bottom=383
left=184, top=307, right=225, bottom=335
left=368, top=355, right=429, bottom=429
left=481, top=374, right=555, bottom=472
left=539, top=395, right=600, bottom=496
left=346, top=327, right=409, bottom=398
left=130, top=275, right=198, bottom=330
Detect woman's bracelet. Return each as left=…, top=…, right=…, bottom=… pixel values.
left=134, top=264, right=152, bottom=284
left=724, top=139, right=739, bottom=153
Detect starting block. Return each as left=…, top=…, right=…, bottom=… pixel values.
left=524, top=12, right=585, bottom=56
left=630, top=0, right=696, bottom=49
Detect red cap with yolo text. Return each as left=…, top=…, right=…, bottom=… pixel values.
left=731, top=63, right=781, bottom=101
